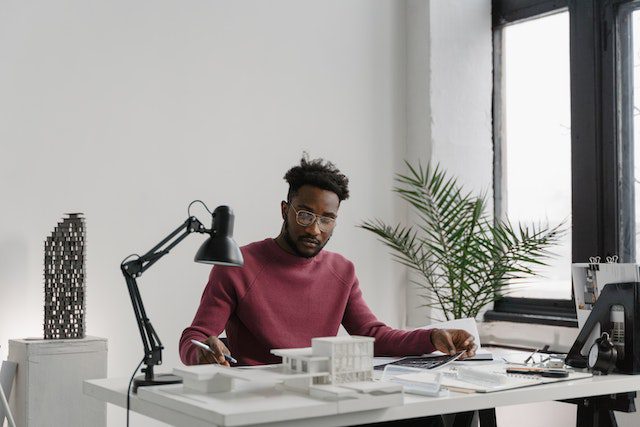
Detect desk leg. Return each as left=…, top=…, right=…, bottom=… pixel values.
left=576, top=404, right=618, bottom=427
left=478, top=409, right=497, bottom=427
left=562, top=392, right=636, bottom=427
left=449, top=411, right=474, bottom=427
left=448, top=409, right=495, bottom=427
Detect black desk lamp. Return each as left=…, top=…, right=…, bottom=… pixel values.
left=121, top=201, right=243, bottom=392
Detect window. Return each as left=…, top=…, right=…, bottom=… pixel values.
left=632, top=10, right=640, bottom=258
left=489, top=0, right=640, bottom=325
left=500, top=11, right=572, bottom=300
left=620, top=4, right=640, bottom=258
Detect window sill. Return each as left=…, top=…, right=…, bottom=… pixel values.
left=478, top=319, right=579, bottom=353
left=483, top=309, right=578, bottom=328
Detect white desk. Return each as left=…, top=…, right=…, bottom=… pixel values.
left=83, top=349, right=640, bottom=427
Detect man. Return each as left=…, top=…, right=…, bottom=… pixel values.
left=180, top=156, right=476, bottom=366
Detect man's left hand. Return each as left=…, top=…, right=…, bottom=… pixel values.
left=430, top=328, right=477, bottom=360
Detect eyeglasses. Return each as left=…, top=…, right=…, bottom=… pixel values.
left=289, top=205, right=337, bottom=232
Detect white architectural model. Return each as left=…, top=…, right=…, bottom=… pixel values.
left=274, top=336, right=374, bottom=385
left=173, top=336, right=402, bottom=414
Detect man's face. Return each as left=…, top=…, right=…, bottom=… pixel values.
left=281, top=185, right=340, bottom=258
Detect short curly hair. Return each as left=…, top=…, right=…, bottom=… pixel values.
left=284, top=155, right=350, bottom=202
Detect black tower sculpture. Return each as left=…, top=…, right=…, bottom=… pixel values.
left=44, top=213, right=86, bottom=339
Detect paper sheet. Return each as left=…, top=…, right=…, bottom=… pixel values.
left=436, top=364, right=592, bottom=393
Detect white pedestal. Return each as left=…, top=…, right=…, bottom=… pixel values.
left=8, top=336, right=107, bottom=427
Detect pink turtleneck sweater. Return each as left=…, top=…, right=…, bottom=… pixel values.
left=179, top=238, right=435, bottom=366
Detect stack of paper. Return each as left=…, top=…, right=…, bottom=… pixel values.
left=390, top=364, right=592, bottom=393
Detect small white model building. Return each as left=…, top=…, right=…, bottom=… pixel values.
left=173, top=336, right=403, bottom=413
left=272, top=336, right=374, bottom=385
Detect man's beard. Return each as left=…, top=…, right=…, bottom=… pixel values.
left=283, top=218, right=329, bottom=258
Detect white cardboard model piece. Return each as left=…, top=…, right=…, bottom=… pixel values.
left=273, top=336, right=374, bottom=387
left=173, top=336, right=403, bottom=413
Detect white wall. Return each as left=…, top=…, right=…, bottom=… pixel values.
left=405, top=0, right=493, bottom=325
left=0, top=1, right=408, bottom=425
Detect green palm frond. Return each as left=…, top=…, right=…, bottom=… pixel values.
left=359, top=161, right=565, bottom=320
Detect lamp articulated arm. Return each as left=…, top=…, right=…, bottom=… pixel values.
left=120, top=203, right=242, bottom=392
left=121, top=216, right=207, bottom=381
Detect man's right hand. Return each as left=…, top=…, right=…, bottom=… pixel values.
left=430, top=328, right=476, bottom=360
left=196, top=336, right=231, bottom=367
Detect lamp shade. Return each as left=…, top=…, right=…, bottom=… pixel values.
left=194, top=205, right=244, bottom=266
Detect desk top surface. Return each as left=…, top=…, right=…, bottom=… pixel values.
left=84, top=348, right=640, bottom=427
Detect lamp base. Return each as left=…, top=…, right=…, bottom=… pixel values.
left=132, top=373, right=182, bottom=393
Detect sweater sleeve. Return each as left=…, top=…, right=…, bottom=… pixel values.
left=179, top=266, right=238, bottom=365
left=341, top=277, right=436, bottom=356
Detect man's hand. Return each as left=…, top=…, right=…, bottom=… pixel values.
left=196, top=336, right=231, bottom=366
left=430, top=328, right=477, bottom=360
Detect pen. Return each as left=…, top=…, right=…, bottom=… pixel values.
left=506, top=367, right=568, bottom=378
left=190, top=339, right=238, bottom=364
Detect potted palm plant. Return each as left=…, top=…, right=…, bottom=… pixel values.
left=360, top=162, right=564, bottom=320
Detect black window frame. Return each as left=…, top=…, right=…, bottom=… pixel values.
left=486, top=0, right=638, bottom=326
